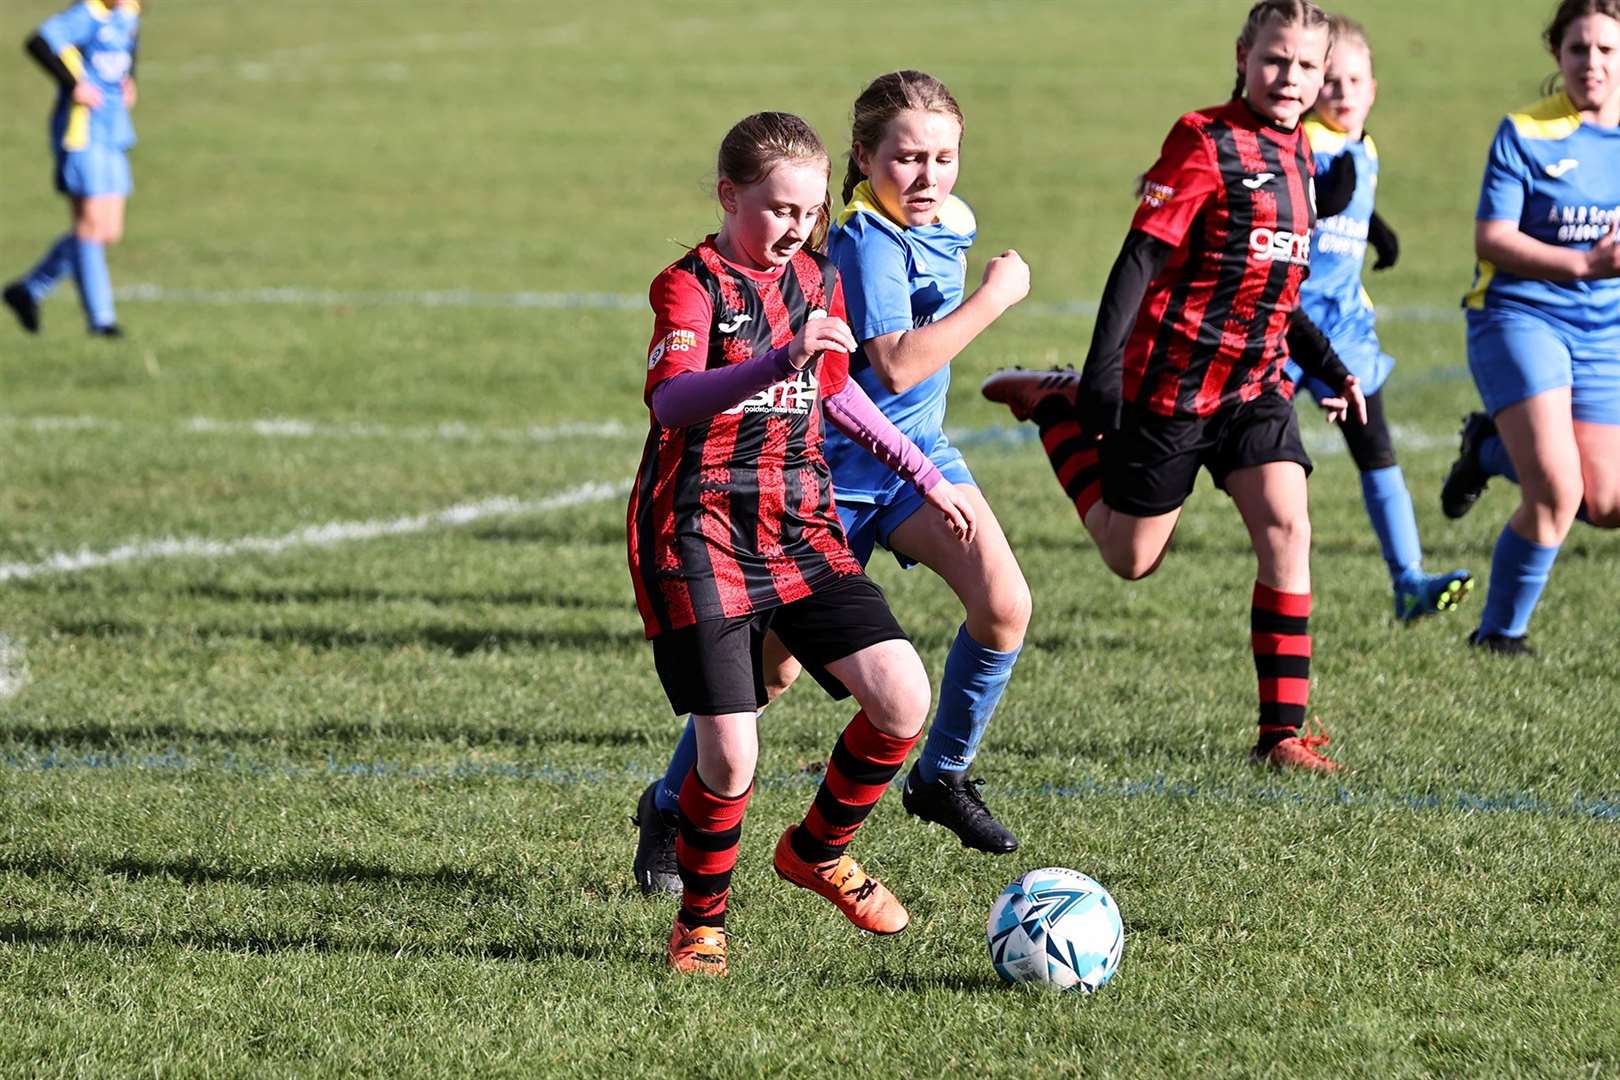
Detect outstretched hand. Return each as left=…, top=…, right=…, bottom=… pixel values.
left=924, top=480, right=977, bottom=544
left=1317, top=374, right=1367, bottom=426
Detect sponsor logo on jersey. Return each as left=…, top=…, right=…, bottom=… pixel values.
left=1242, top=172, right=1276, bottom=190
left=648, top=328, right=698, bottom=369
left=1249, top=227, right=1312, bottom=265
left=1545, top=158, right=1580, bottom=179
left=1545, top=203, right=1620, bottom=243
left=716, top=313, right=752, bottom=334
left=723, top=368, right=820, bottom=416
left=1140, top=181, right=1176, bottom=209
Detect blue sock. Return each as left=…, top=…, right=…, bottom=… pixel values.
left=655, top=715, right=698, bottom=816
left=1479, top=435, right=1518, bottom=484
left=23, top=234, right=75, bottom=301
left=915, top=624, right=1021, bottom=782
left=1477, top=525, right=1560, bottom=638
left=1360, top=465, right=1424, bottom=585
left=72, top=237, right=117, bottom=329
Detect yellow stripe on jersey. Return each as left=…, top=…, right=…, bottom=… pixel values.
left=86, top=0, right=111, bottom=17
left=1464, top=261, right=1497, bottom=311
left=60, top=45, right=91, bottom=151
left=1304, top=118, right=1347, bottom=155
left=1364, top=133, right=1378, bottom=161
left=837, top=180, right=977, bottom=236
left=1508, top=92, right=1580, bottom=141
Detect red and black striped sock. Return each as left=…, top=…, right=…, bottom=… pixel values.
left=675, top=769, right=751, bottom=929
left=790, top=711, right=917, bottom=865
left=1032, top=397, right=1103, bottom=521
left=1251, top=582, right=1311, bottom=753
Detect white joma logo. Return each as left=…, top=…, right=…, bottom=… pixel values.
left=1242, top=172, right=1276, bottom=190
left=717, top=313, right=752, bottom=334
left=1546, top=159, right=1580, bottom=178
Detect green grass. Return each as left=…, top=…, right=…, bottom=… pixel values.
left=3, top=1, right=1618, bottom=1076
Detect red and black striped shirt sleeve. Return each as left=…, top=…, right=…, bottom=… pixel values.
left=643, top=266, right=713, bottom=406
left=1130, top=117, right=1222, bottom=248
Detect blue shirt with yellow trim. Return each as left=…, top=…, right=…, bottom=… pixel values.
left=1299, top=120, right=1380, bottom=354
left=1465, top=93, right=1620, bottom=331
left=821, top=181, right=976, bottom=503
left=40, top=0, right=139, bottom=154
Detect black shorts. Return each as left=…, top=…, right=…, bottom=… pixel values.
left=649, top=574, right=909, bottom=716
left=1102, top=392, right=1313, bottom=517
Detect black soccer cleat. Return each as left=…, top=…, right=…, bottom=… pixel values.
left=1441, top=412, right=1497, bottom=519
left=901, top=764, right=1019, bottom=854
left=89, top=323, right=124, bottom=339
left=631, top=780, right=681, bottom=897
left=3, top=282, right=40, bottom=334
left=1468, top=629, right=1533, bottom=657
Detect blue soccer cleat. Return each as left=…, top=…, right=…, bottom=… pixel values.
left=1394, top=570, right=1475, bottom=623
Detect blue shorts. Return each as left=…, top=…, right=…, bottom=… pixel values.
left=54, top=146, right=133, bottom=198
left=1467, top=304, right=1620, bottom=425
left=836, top=444, right=974, bottom=569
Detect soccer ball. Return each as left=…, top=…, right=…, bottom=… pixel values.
left=987, top=867, right=1123, bottom=991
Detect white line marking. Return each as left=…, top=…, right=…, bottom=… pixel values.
left=0, top=481, right=625, bottom=585
left=0, top=636, right=27, bottom=700
left=113, top=283, right=1459, bottom=323
left=0, top=414, right=634, bottom=445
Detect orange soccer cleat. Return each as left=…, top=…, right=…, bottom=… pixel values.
left=771, top=828, right=909, bottom=935
left=666, top=918, right=727, bottom=976
left=979, top=365, right=1081, bottom=422
left=1249, top=719, right=1345, bottom=774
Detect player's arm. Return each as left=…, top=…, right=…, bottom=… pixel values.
left=124, top=31, right=138, bottom=108
left=1313, top=152, right=1357, bottom=220
left=1477, top=219, right=1620, bottom=281
left=1367, top=212, right=1398, bottom=270
left=1078, top=230, right=1172, bottom=435
left=23, top=32, right=78, bottom=93
left=1286, top=310, right=1365, bottom=424
left=858, top=249, right=1029, bottom=395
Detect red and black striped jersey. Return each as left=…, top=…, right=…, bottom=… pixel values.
left=1125, top=101, right=1316, bottom=418
left=627, top=237, right=862, bottom=639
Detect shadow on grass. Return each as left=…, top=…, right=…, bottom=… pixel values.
left=179, top=582, right=617, bottom=611
left=0, top=852, right=519, bottom=894
left=50, top=618, right=641, bottom=655
left=0, top=920, right=650, bottom=966
left=0, top=718, right=660, bottom=752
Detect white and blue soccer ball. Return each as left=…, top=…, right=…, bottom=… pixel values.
left=987, top=867, right=1123, bottom=992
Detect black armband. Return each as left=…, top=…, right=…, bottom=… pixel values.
left=1313, top=152, right=1357, bottom=221
left=1079, top=230, right=1172, bottom=434
left=1286, top=310, right=1352, bottom=390
left=1368, top=211, right=1399, bottom=270
left=24, top=33, right=77, bottom=93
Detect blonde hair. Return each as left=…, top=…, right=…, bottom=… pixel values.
left=1327, top=13, right=1373, bottom=68
left=717, top=112, right=832, bottom=253
left=1232, top=0, right=1334, bottom=99
left=841, top=70, right=964, bottom=204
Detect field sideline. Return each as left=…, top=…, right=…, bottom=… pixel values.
left=2, top=1, right=1618, bottom=1076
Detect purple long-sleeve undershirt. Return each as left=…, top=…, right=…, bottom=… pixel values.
left=822, top=379, right=944, bottom=497
left=649, top=349, right=943, bottom=496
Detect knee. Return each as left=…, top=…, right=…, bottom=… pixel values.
left=701, top=749, right=757, bottom=798
left=975, top=579, right=1032, bottom=645
left=867, top=666, right=932, bottom=740
left=1262, top=517, right=1312, bottom=560
left=1582, top=497, right=1620, bottom=529
left=1525, top=479, right=1584, bottom=527
left=763, top=658, right=802, bottom=701
left=1102, top=546, right=1163, bottom=581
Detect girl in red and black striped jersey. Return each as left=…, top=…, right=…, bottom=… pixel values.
left=983, top=0, right=1365, bottom=772
left=627, top=112, right=979, bottom=975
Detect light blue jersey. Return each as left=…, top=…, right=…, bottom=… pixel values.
left=822, top=181, right=976, bottom=505
left=40, top=1, right=140, bottom=155
left=1292, top=120, right=1393, bottom=397
left=1465, top=93, right=1620, bottom=332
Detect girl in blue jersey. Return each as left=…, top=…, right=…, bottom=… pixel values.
left=3, top=0, right=141, bottom=338
left=1290, top=16, right=1474, bottom=623
left=635, top=72, right=1031, bottom=892
left=1439, top=0, right=1620, bottom=654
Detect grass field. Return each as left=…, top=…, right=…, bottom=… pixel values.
left=3, top=1, right=1618, bottom=1075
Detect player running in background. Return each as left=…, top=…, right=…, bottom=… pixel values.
left=1289, top=15, right=1474, bottom=623
left=634, top=72, right=1031, bottom=896
left=982, top=0, right=1363, bottom=773
left=629, top=112, right=978, bottom=975
left=4, top=0, right=141, bottom=338
left=1439, top=0, right=1620, bottom=654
